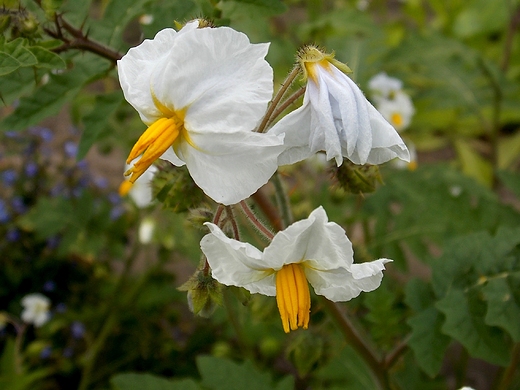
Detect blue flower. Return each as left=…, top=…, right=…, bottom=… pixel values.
left=43, top=280, right=56, bottom=292
left=0, top=200, right=10, bottom=223
left=71, top=321, right=86, bottom=339
left=25, top=161, right=38, bottom=177
left=40, top=346, right=52, bottom=359
left=6, top=229, right=20, bottom=242
left=64, top=141, right=78, bottom=158
left=2, top=170, right=17, bottom=185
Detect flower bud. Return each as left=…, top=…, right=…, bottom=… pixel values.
left=179, top=267, right=222, bottom=318
left=151, top=160, right=206, bottom=213
left=331, top=160, right=382, bottom=194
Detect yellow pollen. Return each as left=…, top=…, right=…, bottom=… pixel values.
left=275, top=263, right=311, bottom=333
left=118, top=180, right=133, bottom=196
left=125, top=111, right=185, bottom=183
left=391, top=112, right=403, bottom=128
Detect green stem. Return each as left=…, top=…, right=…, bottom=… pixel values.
left=321, top=298, right=388, bottom=390
left=266, top=87, right=305, bottom=128
left=272, top=172, right=293, bottom=228
left=256, top=66, right=301, bottom=133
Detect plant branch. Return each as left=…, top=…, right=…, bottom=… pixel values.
left=44, top=13, right=123, bottom=64
left=383, top=336, right=409, bottom=369
left=501, top=5, right=520, bottom=72
left=251, top=190, right=284, bottom=231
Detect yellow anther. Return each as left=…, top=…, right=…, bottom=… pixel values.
left=391, top=112, right=404, bottom=128
left=275, top=263, right=311, bottom=333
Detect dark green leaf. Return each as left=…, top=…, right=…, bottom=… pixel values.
left=483, top=274, right=520, bottom=342
left=0, top=52, right=20, bottom=76
left=407, top=307, right=451, bottom=377
left=436, top=288, right=511, bottom=366
left=27, top=46, right=66, bottom=69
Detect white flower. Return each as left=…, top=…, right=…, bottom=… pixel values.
left=270, top=47, right=409, bottom=167
left=201, top=206, right=391, bottom=333
left=118, top=21, right=285, bottom=205
left=368, top=72, right=403, bottom=102
left=21, top=293, right=51, bottom=327
left=375, top=91, right=415, bottom=132
left=138, top=217, right=155, bottom=244
left=119, top=162, right=157, bottom=208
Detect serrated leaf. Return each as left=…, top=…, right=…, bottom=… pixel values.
left=407, top=307, right=451, bottom=377
left=77, top=91, right=123, bottom=159
left=1, top=55, right=110, bottom=131
left=197, top=355, right=293, bottom=390
left=436, top=288, right=511, bottom=366
left=482, top=274, right=520, bottom=342
left=111, top=373, right=201, bottom=390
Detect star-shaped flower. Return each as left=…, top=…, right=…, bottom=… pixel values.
left=118, top=21, right=284, bottom=205
left=270, top=46, right=409, bottom=167
left=201, top=206, right=391, bottom=332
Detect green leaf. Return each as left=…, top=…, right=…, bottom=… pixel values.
left=77, top=91, right=123, bottom=159
left=0, top=55, right=110, bottom=131
left=497, top=170, right=520, bottom=198
left=482, top=274, right=520, bottom=342
left=197, top=356, right=293, bottom=390
left=0, top=67, right=40, bottom=105
left=0, top=38, right=38, bottom=69
left=27, top=46, right=66, bottom=70
left=407, top=307, right=451, bottom=377
left=436, top=288, right=511, bottom=366
left=111, top=373, right=201, bottom=390
left=454, top=139, right=493, bottom=187
left=0, top=52, right=20, bottom=76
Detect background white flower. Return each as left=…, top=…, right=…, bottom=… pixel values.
left=118, top=21, right=285, bottom=205
left=21, top=293, right=51, bottom=327
left=201, top=206, right=391, bottom=332
left=376, top=91, right=415, bottom=132
left=119, top=161, right=157, bottom=208
left=368, top=72, right=403, bottom=102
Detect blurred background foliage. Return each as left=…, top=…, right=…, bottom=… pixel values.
left=1, top=0, right=519, bottom=389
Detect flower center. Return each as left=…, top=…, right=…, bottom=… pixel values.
left=275, top=263, right=311, bottom=333
left=125, top=112, right=185, bottom=183
left=391, top=112, right=403, bottom=128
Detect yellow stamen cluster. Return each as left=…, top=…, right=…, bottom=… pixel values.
left=275, top=263, right=311, bottom=333
left=125, top=112, right=184, bottom=183
left=118, top=180, right=133, bottom=196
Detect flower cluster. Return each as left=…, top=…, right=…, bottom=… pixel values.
left=118, top=20, right=408, bottom=332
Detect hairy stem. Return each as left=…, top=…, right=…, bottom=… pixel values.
left=256, top=66, right=301, bottom=133
left=239, top=201, right=275, bottom=240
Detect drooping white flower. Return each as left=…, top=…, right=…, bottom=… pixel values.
left=201, top=206, right=391, bottom=333
left=368, top=72, right=403, bottom=102
left=21, top=293, right=51, bottom=327
left=118, top=21, right=285, bottom=205
left=270, top=46, right=409, bottom=167
left=375, top=91, right=415, bottom=132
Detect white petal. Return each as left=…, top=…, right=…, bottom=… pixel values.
left=160, top=147, right=185, bottom=167
left=152, top=27, right=273, bottom=133
left=268, top=102, right=314, bottom=166
left=264, top=206, right=354, bottom=270
left=305, top=258, right=390, bottom=301
left=176, top=130, right=285, bottom=205
left=126, top=162, right=157, bottom=208
left=201, top=223, right=276, bottom=295
left=117, top=28, right=178, bottom=124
